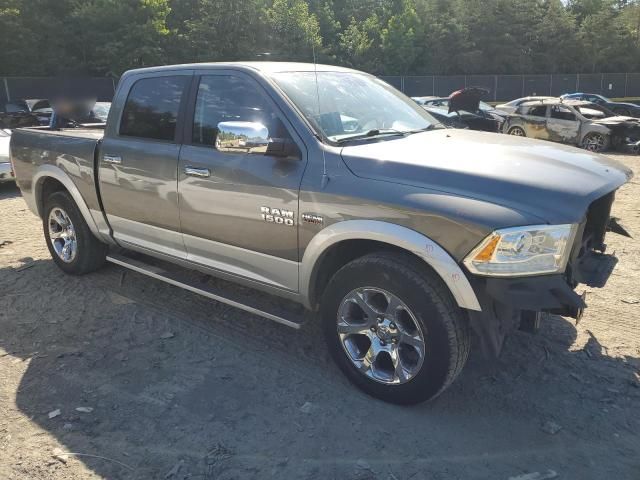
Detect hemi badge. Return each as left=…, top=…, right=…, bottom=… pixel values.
left=302, top=213, right=324, bottom=226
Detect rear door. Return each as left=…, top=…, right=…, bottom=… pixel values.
left=547, top=105, right=580, bottom=144
left=177, top=71, right=307, bottom=292
left=99, top=71, right=192, bottom=257
left=521, top=105, right=548, bottom=139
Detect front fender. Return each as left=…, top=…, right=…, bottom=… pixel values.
left=300, top=220, right=482, bottom=312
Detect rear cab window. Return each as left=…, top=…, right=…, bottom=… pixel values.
left=119, top=76, right=189, bottom=142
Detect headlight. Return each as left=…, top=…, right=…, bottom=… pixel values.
left=463, top=224, right=577, bottom=276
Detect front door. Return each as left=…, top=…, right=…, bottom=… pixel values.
left=178, top=72, right=307, bottom=291
left=99, top=72, right=192, bottom=257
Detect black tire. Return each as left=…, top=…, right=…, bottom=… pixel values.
left=321, top=252, right=470, bottom=405
left=43, top=190, right=107, bottom=274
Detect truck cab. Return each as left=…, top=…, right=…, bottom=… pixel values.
left=10, top=63, right=633, bottom=404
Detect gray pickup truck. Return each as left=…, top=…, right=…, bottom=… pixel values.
left=10, top=62, right=633, bottom=404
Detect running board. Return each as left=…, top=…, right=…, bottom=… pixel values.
left=106, top=253, right=306, bottom=329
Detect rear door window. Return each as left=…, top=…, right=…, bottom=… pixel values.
left=120, top=76, right=188, bottom=142
left=526, top=105, right=547, bottom=117
left=550, top=106, right=576, bottom=121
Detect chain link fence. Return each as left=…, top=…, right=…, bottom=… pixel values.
left=2, top=73, right=639, bottom=109
left=379, top=73, right=640, bottom=101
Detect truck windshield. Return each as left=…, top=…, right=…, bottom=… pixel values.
left=271, top=71, right=439, bottom=143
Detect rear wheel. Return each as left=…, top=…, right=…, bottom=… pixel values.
left=582, top=132, right=608, bottom=153
left=43, top=191, right=107, bottom=274
left=508, top=126, right=526, bottom=137
left=321, top=252, right=470, bottom=404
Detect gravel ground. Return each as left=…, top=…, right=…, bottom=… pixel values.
left=0, top=153, right=639, bottom=480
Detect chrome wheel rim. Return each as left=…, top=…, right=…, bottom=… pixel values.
left=584, top=134, right=605, bottom=152
left=509, top=127, right=525, bottom=136
left=48, top=208, right=77, bottom=263
left=337, top=287, right=426, bottom=385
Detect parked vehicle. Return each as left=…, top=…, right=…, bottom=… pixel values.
left=495, top=96, right=555, bottom=114
left=1, top=100, right=42, bottom=130
left=419, top=106, right=469, bottom=129
left=503, top=98, right=640, bottom=153
left=561, top=93, right=640, bottom=118
left=10, top=62, right=633, bottom=404
left=91, top=102, right=111, bottom=122
left=0, top=129, right=14, bottom=182
left=3, top=99, right=53, bottom=124
left=413, top=89, right=504, bottom=132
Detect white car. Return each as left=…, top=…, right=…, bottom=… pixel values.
left=495, top=96, right=555, bottom=114
left=0, top=129, right=14, bottom=183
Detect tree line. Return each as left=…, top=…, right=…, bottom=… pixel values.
left=1, top=0, right=639, bottom=77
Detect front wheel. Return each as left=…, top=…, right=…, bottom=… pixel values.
left=43, top=190, right=107, bottom=274
left=582, top=132, right=608, bottom=153
left=321, top=252, right=470, bottom=404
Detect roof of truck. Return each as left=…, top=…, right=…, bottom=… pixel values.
left=124, top=62, right=360, bottom=77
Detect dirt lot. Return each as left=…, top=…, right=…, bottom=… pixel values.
left=0, top=154, right=639, bottom=480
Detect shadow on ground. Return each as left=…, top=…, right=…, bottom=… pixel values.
left=0, top=182, right=20, bottom=200
left=1, top=258, right=639, bottom=479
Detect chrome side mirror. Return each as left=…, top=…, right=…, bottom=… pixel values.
left=216, top=121, right=270, bottom=154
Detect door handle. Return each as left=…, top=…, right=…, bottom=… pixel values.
left=184, top=166, right=211, bottom=178
left=103, top=154, right=122, bottom=165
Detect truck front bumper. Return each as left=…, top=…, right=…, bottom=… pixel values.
left=0, top=162, right=15, bottom=182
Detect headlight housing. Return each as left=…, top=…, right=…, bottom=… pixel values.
left=463, top=224, right=577, bottom=277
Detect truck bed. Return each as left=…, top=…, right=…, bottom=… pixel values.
left=16, top=125, right=105, bottom=140
left=10, top=126, right=105, bottom=217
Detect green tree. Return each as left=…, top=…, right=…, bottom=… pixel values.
left=380, top=0, right=421, bottom=74
left=533, top=0, right=583, bottom=73
left=68, top=0, right=171, bottom=75
left=265, top=0, right=322, bottom=61
left=338, top=15, right=382, bottom=72
left=579, top=3, right=636, bottom=72
left=170, top=0, right=266, bottom=64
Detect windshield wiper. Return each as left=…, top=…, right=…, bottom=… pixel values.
left=406, top=124, right=445, bottom=133
left=335, top=129, right=408, bottom=144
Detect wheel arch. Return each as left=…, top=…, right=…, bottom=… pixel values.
left=300, top=220, right=481, bottom=312
left=32, top=165, right=101, bottom=238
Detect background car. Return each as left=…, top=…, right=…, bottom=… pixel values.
left=502, top=98, right=640, bottom=152
left=0, top=129, right=14, bottom=183
left=420, top=106, right=469, bottom=129
left=413, top=89, right=504, bottom=132
left=91, top=101, right=111, bottom=122
left=495, top=96, right=555, bottom=114
left=561, top=93, right=640, bottom=117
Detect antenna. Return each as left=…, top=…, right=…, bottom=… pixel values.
left=312, top=40, right=329, bottom=189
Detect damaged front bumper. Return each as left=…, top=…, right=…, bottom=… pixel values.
left=467, top=190, right=627, bottom=356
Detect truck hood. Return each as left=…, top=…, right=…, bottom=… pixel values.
left=340, top=129, right=633, bottom=224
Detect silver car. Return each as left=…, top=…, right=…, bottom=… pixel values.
left=0, top=129, right=14, bottom=182
left=495, top=96, right=555, bottom=115
left=502, top=98, right=623, bottom=152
